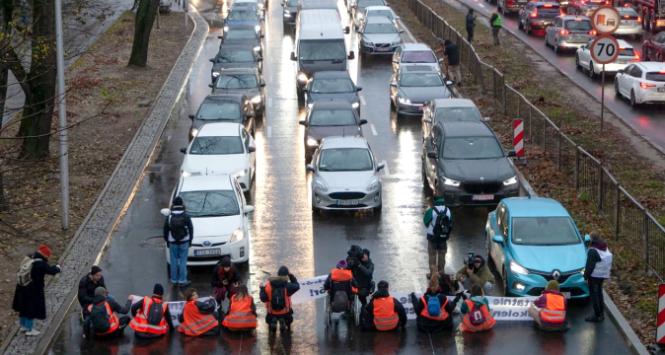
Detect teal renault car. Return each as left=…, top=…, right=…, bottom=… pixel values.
left=486, top=197, right=590, bottom=299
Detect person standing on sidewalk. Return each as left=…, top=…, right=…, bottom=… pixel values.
left=584, top=232, right=613, bottom=323
left=163, top=196, right=194, bottom=287
left=12, top=244, right=62, bottom=336
left=423, top=197, right=452, bottom=274
left=466, top=9, right=476, bottom=43
left=443, top=40, right=462, bottom=85
left=490, top=12, right=502, bottom=46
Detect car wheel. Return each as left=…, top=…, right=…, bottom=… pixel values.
left=630, top=90, right=637, bottom=107
left=575, top=55, right=581, bottom=70
left=588, top=62, right=595, bottom=79
left=614, top=81, right=621, bottom=98
left=373, top=204, right=382, bottom=214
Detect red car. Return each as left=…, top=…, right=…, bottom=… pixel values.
left=643, top=31, right=665, bottom=61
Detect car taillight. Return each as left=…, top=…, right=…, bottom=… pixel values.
left=560, top=29, right=569, bottom=35
left=589, top=29, right=597, bottom=35
left=637, top=16, right=642, bottom=23
left=640, top=82, right=656, bottom=89
left=530, top=11, right=538, bottom=17
left=632, top=52, right=640, bottom=61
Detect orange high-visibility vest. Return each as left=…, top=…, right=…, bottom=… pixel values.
left=222, top=295, right=257, bottom=330
left=539, top=293, right=566, bottom=324
left=86, top=301, right=119, bottom=335
left=330, top=268, right=358, bottom=293
left=373, top=297, right=399, bottom=331
left=419, top=295, right=449, bottom=321
left=129, top=296, right=168, bottom=335
left=264, top=282, right=291, bottom=315
left=460, top=299, right=496, bottom=332
left=178, top=300, right=219, bottom=336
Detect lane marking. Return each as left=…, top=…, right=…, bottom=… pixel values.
left=166, top=134, right=172, bottom=142
left=267, top=126, right=272, bottom=138
left=359, top=95, right=367, bottom=106
left=370, top=123, right=378, bottom=136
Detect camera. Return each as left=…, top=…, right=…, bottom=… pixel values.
left=466, top=252, right=475, bottom=267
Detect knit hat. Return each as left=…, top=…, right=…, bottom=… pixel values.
left=153, top=283, right=164, bottom=296
left=336, top=259, right=347, bottom=269
left=546, top=280, right=560, bottom=291
left=94, top=286, right=107, bottom=297
left=91, top=265, right=102, bottom=275
left=277, top=266, right=289, bottom=276
left=37, top=244, right=52, bottom=259
left=378, top=280, right=389, bottom=290
left=172, top=196, right=184, bottom=206
left=434, top=197, right=446, bottom=206
left=220, top=256, right=231, bottom=267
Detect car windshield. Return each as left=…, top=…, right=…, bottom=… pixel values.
left=619, top=8, right=638, bottom=18
left=319, top=148, right=373, bottom=171
left=225, top=30, right=256, bottom=40
left=299, top=40, right=346, bottom=61
left=287, top=0, right=298, bottom=5
left=228, top=10, right=258, bottom=20
left=311, top=78, right=355, bottom=93
left=357, top=0, right=384, bottom=9
left=441, top=136, right=504, bottom=159
left=368, top=10, right=394, bottom=19
left=180, top=190, right=239, bottom=217
left=400, top=72, right=442, bottom=87
left=215, top=49, right=255, bottom=62
left=402, top=50, right=436, bottom=63
left=310, top=109, right=356, bottom=126
left=364, top=22, right=397, bottom=34
left=435, top=107, right=482, bottom=122
left=646, top=72, right=665, bottom=82
left=189, top=136, right=244, bottom=155
left=619, top=48, right=635, bottom=57
left=511, top=217, right=581, bottom=245
left=197, top=101, right=241, bottom=120
left=216, top=74, right=258, bottom=89
left=564, top=19, right=592, bottom=31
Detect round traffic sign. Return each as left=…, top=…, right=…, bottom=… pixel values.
left=591, top=6, right=620, bottom=34
left=590, top=35, right=620, bottom=64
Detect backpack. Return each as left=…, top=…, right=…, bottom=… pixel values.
left=169, top=213, right=188, bottom=241
left=146, top=300, right=165, bottom=325
left=90, top=303, right=111, bottom=333
left=469, top=302, right=487, bottom=326
left=426, top=295, right=441, bottom=317
left=331, top=290, right=349, bottom=313
left=17, top=256, right=35, bottom=287
left=270, top=285, right=287, bottom=311
left=431, top=207, right=452, bottom=241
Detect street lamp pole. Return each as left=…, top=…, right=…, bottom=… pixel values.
left=55, top=0, right=69, bottom=230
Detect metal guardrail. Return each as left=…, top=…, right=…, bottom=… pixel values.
left=406, top=0, right=665, bottom=280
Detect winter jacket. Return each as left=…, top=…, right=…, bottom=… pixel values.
left=364, top=289, right=407, bottom=328
left=410, top=291, right=460, bottom=332
left=163, top=208, right=194, bottom=246
left=12, top=253, right=61, bottom=320
left=490, top=14, right=502, bottom=28
left=466, top=14, right=476, bottom=30
left=259, top=275, right=301, bottom=303
left=584, top=239, right=612, bottom=279
left=444, top=42, right=460, bottom=66
left=351, top=258, right=374, bottom=291
left=130, top=296, right=174, bottom=329
left=456, top=259, right=495, bottom=289
left=84, top=295, right=131, bottom=334
left=211, top=264, right=240, bottom=288
left=78, top=274, right=107, bottom=308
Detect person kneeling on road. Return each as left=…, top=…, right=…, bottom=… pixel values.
left=84, top=287, right=131, bottom=339
left=362, top=281, right=407, bottom=331
left=528, top=280, right=568, bottom=331
left=459, top=285, right=496, bottom=333
left=456, top=254, right=494, bottom=294
left=178, top=288, right=220, bottom=337
left=260, top=266, right=300, bottom=333
left=410, top=274, right=463, bottom=333
left=347, top=246, right=374, bottom=306
left=324, top=259, right=357, bottom=313
left=211, top=256, right=239, bottom=306
left=222, top=285, right=257, bottom=331
left=129, top=283, right=173, bottom=338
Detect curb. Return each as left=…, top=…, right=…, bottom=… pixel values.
left=604, top=290, right=650, bottom=355
left=0, top=9, right=209, bottom=355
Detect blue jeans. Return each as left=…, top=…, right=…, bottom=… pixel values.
left=20, top=317, right=33, bottom=331
left=169, top=242, right=189, bottom=283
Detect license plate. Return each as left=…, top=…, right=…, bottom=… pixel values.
left=375, top=46, right=390, bottom=52
left=194, top=248, right=221, bottom=256
left=563, top=292, right=571, bottom=299
left=472, top=194, right=494, bottom=201
left=658, top=87, right=665, bottom=93
left=337, top=199, right=359, bottom=206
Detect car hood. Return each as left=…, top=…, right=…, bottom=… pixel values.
left=441, top=158, right=514, bottom=182
left=192, top=214, right=243, bottom=242
left=362, top=33, right=400, bottom=44
left=181, top=154, right=249, bottom=176
left=212, top=87, right=259, bottom=98
left=399, top=86, right=451, bottom=103
left=308, top=125, right=362, bottom=140
left=511, top=243, right=586, bottom=273
left=309, top=92, right=358, bottom=104
left=317, top=170, right=376, bottom=191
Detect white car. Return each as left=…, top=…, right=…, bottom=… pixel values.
left=162, top=174, right=254, bottom=266
left=392, top=43, right=441, bottom=75
left=307, top=136, right=384, bottom=213
left=180, top=122, right=256, bottom=192
left=355, top=5, right=399, bottom=28
left=615, top=7, right=643, bottom=39
left=359, top=16, right=403, bottom=57
left=615, top=62, right=665, bottom=106
left=575, top=38, right=639, bottom=78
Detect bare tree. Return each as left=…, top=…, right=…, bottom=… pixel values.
left=0, top=0, right=15, bottom=210
left=128, top=0, right=159, bottom=67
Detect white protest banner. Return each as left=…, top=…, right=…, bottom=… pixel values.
left=485, top=296, right=536, bottom=321
left=291, top=275, right=328, bottom=304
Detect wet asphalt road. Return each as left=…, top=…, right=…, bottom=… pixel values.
left=49, top=1, right=632, bottom=354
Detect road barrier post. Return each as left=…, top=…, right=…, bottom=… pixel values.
left=513, top=119, right=525, bottom=164
left=575, top=146, right=580, bottom=191
left=614, top=185, right=620, bottom=239
left=658, top=284, right=665, bottom=346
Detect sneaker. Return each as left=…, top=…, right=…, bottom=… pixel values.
left=19, top=327, right=28, bottom=332
left=25, top=330, right=40, bottom=336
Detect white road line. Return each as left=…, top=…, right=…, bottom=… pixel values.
left=166, top=135, right=172, bottom=142
left=478, top=3, right=485, bottom=7
left=398, top=20, right=417, bottom=43
left=359, top=95, right=367, bottom=106
left=380, top=160, right=390, bottom=176
left=370, top=124, right=378, bottom=136
left=267, top=126, right=272, bottom=138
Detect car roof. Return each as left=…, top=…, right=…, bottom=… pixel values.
left=636, top=61, right=665, bottom=71
left=312, top=71, right=352, bottom=79
left=320, top=136, right=369, bottom=149
left=179, top=175, right=234, bottom=192
left=432, top=98, right=477, bottom=108
left=311, top=101, right=355, bottom=110
left=365, top=16, right=394, bottom=24
left=440, top=120, right=494, bottom=137
left=400, top=43, right=432, bottom=51
left=197, top=122, right=243, bottom=137
left=531, top=1, right=560, bottom=6
left=203, top=93, right=246, bottom=103
left=500, top=197, right=572, bottom=218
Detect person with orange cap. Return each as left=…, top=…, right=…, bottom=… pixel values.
left=12, top=244, right=61, bottom=336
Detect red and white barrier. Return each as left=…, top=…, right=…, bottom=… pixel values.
left=513, top=119, right=524, bottom=158
left=658, top=284, right=665, bottom=344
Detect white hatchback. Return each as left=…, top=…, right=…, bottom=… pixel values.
left=180, top=122, right=256, bottom=192
left=575, top=38, right=639, bottom=77
left=615, top=62, right=665, bottom=106
left=162, top=175, right=254, bottom=267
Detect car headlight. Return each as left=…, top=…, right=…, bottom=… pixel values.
left=223, top=25, right=229, bottom=32
left=230, top=229, right=244, bottom=242
left=254, top=24, right=261, bottom=33
left=313, top=178, right=328, bottom=192
left=352, top=101, right=360, bottom=109
left=397, top=96, right=411, bottom=105
left=579, top=268, right=585, bottom=276
left=212, top=72, right=220, bottom=78
left=306, top=136, right=319, bottom=147
left=190, top=128, right=199, bottom=137
left=510, top=260, right=529, bottom=275
left=297, top=72, right=309, bottom=83
left=503, top=175, right=518, bottom=186
left=251, top=95, right=262, bottom=104
left=443, top=176, right=460, bottom=187
left=367, top=179, right=380, bottom=192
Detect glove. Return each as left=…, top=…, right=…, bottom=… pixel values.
left=55, top=264, right=62, bottom=272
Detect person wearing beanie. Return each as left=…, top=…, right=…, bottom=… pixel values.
left=260, top=266, right=300, bottom=332
left=528, top=280, right=568, bottom=331
left=130, top=283, right=173, bottom=338
left=361, top=280, right=407, bottom=331
left=348, top=248, right=374, bottom=306
left=324, top=259, right=357, bottom=314
left=12, top=244, right=61, bottom=336
left=423, top=197, right=452, bottom=273
left=459, top=285, right=496, bottom=332
left=78, top=265, right=106, bottom=314
left=584, top=232, right=613, bottom=323
left=211, top=256, right=239, bottom=305
left=83, top=287, right=132, bottom=339
left=163, top=195, right=194, bottom=287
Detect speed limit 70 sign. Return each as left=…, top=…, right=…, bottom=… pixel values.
left=590, top=35, right=619, bottom=64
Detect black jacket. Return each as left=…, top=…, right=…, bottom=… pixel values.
left=131, top=296, right=174, bottom=330
left=351, top=258, right=374, bottom=290
left=444, top=42, right=460, bottom=66
left=364, top=289, right=407, bottom=329
left=12, top=253, right=61, bottom=320
left=466, top=14, right=476, bottom=30
left=78, top=274, right=107, bottom=308
left=84, top=295, right=131, bottom=335
left=163, top=208, right=194, bottom=246
left=410, top=291, right=461, bottom=332
left=260, top=275, right=301, bottom=306
left=211, top=263, right=240, bottom=288
left=584, top=239, right=609, bottom=279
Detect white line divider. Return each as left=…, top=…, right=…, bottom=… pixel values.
left=370, top=123, right=378, bottom=136
left=267, top=126, right=272, bottom=138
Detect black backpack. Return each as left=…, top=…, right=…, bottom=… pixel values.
left=331, top=290, right=350, bottom=313
left=169, top=213, right=188, bottom=241
left=271, top=285, right=287, bottom=311
left=431, top=206, right=452, bottom=241
left=146, top=301, right=165, bottom=325
left=89, top=303, right=111, bottom=333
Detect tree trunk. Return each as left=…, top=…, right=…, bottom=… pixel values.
left=0, top=0, right=14, bottom=125
left=128, top=0, right=159, bottom=67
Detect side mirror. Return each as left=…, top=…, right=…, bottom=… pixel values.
left=208, top=83, right=214, bottom=88
left=244, top=205, right=255, bottom=214
left=348, top=51, right=355, bottom=60
left=492, top=235, right=503, bottom=244
left=188, top=114, right=195, bottom=120
left=426, top=151, right=438, bottom=159
left=290, top=52, right=297, bottom=61
left=180, top=147, right=187, bottom=154
left=160, top=208, right=171, bottom=217
left=306, top=164, right=315, bottom=172
left=298, top=120, right=307, bottom=126
left=209, top=58, right=215, bottom=63
left=507, top=150, right=516, bottom=157
left=356, top=86, right=362, bottom=91
left=248, top=146, right=256, bottom=153
left=344, top=26, right=350, bottom=34
left=359, top=119, right=368, bottom=125
left=438, top=58, right=444, bottom=63
left=584, top=233, right=591, bottom=245
left=261, top=80, right=266, bottom=87
left=218, top=35, right=223, bottom=39
left=445, top=80, right=454, bottom=86
left=376, top=162, right=385, bottom=171
left=399, top=29, right=405, bottom=33
left=257, top=55, right=263, bottom=61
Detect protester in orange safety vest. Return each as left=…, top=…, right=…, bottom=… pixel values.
left=459, top=285, right=496, bottom=333
left=362, top=281, right=407, bottom=331
left=410, top=273, right=462, bottom=333
left=528, top=280, right=568, bottom=331
left=222, top=285, right=257, bottom=331
left=259, top=266, right=300, bottom=332
left=84, top=287, right=132, bottom=339
left=178, top=288, right=220, bottom=336
left=324, top=259, right=358, bottom=312
left=129, top=284, right=173, bottom=338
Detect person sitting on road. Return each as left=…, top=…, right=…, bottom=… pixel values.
left=78, top=265, right=106, bottom=315
left=211, top=256, right=239, bottom=306
left=348, top=248, right=374, bottom=306
left=178, top=288, right=220, bottom=337
left=361, top=280, right=407, bottom=331
left=259, top=266, right=300, bottom=333
left=222, top=285, right=257, bottom=331
left=459, top=285, right=496, bottom=333
left=528, top=280, right=568, bottom=331
left=84, top=287, right=131, bottom=339
left=410, top=274, right=463, bottom=333
left=438, top=272, right=462, bottom=296
left=324, top=259, right=358, bottom=313
left=456, top=254, right=495, bottom=294
left=129, top=283, right=173, bottom=338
